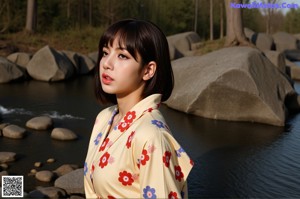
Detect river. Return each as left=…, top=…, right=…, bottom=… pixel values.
left=1, top=69, right=300, bottom=197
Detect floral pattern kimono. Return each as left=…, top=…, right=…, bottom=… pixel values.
left=84, top=94, right=194, bottom=199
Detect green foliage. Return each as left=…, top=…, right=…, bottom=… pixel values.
left=285, top=8, right=300, bottom=34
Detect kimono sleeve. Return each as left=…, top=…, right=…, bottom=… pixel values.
left=138, top=130, right=193, bottom=199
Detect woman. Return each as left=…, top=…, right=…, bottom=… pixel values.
left=84, top=19, right=193, bottom=199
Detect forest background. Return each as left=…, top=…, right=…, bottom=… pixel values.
left=0, top=0, right=300, bottom=56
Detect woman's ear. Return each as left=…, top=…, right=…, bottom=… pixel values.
left=143, top=61, right=157, bottom=81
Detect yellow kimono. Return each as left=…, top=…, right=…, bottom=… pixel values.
left=84, top=94, right=194, bottom=199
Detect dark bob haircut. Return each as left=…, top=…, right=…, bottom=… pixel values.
left=95, top=19, right=174, bottom=104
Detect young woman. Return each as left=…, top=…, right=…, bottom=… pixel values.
left=84, top=19, right=193, bottom=199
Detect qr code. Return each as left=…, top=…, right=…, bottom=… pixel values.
left=1, top=176, right=23, bottom=198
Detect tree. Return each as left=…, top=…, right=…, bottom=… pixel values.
left=210, top=0, right=214, bottom=40
left=25, top=0, right=37, bottom=33
left=261, top=0, right=280, bottom=34
left=224, top=0, right=252, bottom=46
left=219, top=0, right=224, bottom=39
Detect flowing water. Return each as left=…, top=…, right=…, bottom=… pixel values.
left=1, top=72, right=300, bottom=197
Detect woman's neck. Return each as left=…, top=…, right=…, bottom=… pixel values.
left=116, top=92, right=143, bottom=118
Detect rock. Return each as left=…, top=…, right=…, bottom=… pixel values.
left=30, top=169, right=37, bottom=174
left=51, top=128, right=78, bottom=141
left=3, top=124, right=26, bottom=139
left=273, top=32, right=298, bottom=52
left=244, top=27, right=255, bottom=41
left=0, top=123, right=10, bottom=137
left=28, top=186, right=67, bottom=199
left=26, top=116, right=53, bottom=130
left=54, top=168, right=84, bottom=195
left=62, top=51, right=95, bottom=75
left=167, top=32, right=201, bottom=59
left=47, top=158, right=56, bottom=163
left=0, top=152, right=16, bottom=163
left=88, top=51, right=98, bottom=63
left=35, top=170, right=55, bottom=182
left=6, top=52, right=32, bottom=69
left=263, top=50, right=286, bottom=73
left=166, top=47, right=296, bottom=126
left=27, top=45, right=75, bottom=81
left=0, top=57, right=25, bottom=83
left=252, top=33, right=275, bottom=51
left=0, top=163, right=8, bottom=170
left=34, top=162, right=42, bottom=167
left=284, top=49, right=300, bottom=62
left=286, top=60, right=300, bottom=81
left=54, top=164, right=79, bottom=176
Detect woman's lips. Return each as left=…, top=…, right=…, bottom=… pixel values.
left=102, top=73, right=114, bottom=85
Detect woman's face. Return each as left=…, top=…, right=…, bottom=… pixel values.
left=99, top=37, right=146, bottom=99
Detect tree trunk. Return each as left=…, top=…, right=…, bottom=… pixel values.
left=194, top=0, right=199, bottom=32
left=220, top=0, right=224, bottom=39
left=25, top=0, right=37, bottom=33
left=224, top=0, right=252, bottom=47
left=210, top=0, right=213, bottom=40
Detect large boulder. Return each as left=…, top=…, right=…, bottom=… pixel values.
left=0, top=57, right=25, bottom=83
left=2, top=124, right=26, bottom=139
left=51, top=128, right=78, bottom=141
left=166, top=47, right=297, bottom=126
left=27, top=45, right=75, bottom=81
left=263, top=50, right=286, bottom=73
left=54, top=168, right=84, bottom=195
left=285, top=59, right=300, bottom=81
left=6, top=52, right=32, bottom=69
left=252, top=33, right=275, bottom=51
left=0, top=152, right=16, bottom=163
left=61, top=51, right=95, bottom=75
left=167, top=32, right=201, bottom=60
left=273, top=32, right=298, bottom=52
left=26, top=116, right=53, bottom=130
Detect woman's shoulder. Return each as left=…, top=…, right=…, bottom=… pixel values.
left=133, top=109, right=171, bottom=140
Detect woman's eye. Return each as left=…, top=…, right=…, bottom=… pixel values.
left=118, top=54, right=128, bottom=59
left=102, top=51, right=108, bottom=57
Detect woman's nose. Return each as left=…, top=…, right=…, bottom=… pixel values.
left=102, top=56, right=113, bottom=70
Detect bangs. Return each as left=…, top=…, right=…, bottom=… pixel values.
left=99, top=22, right=140, bottom=62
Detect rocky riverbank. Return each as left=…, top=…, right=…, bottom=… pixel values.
left=0, top=116, right=85, bottom=198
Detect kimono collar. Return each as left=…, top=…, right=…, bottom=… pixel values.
left=113, top=94, right=162, bottom=133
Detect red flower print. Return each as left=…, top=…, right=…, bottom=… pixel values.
left=99, top=152, right=110, bottom=168
left=107, top=196, right=116, bottom=199
left=126, top=131, right=135, bottom=149
left=174, top=165, right=184, bottom=182
left=140, top=149, right=150, bottom=165
left=118, top=122, right=130, bottom=132
left=163, top=151, right=172, bottom=168
left=124, top=111, right=136, bottom=124
left=148, top=108, right=153, bottom=112
left=190, top=159, right=194, bottom=166
left=168, top=191, right=178, bottom=199
left=99, top=138, right=110, bottom=151
left=118, top=171, right=134, bottom=186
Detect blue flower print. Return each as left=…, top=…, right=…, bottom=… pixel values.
left=176, top=147, right=185, bottom=157
left=84, top=162, right=88, bottom=176
left=94, top=132, right=103, bottom=145
left=108, top=109, right=119, bottom=125
left=143, top=186, right=157, bottom=199
left=151, top=120, right=164, bottom=128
